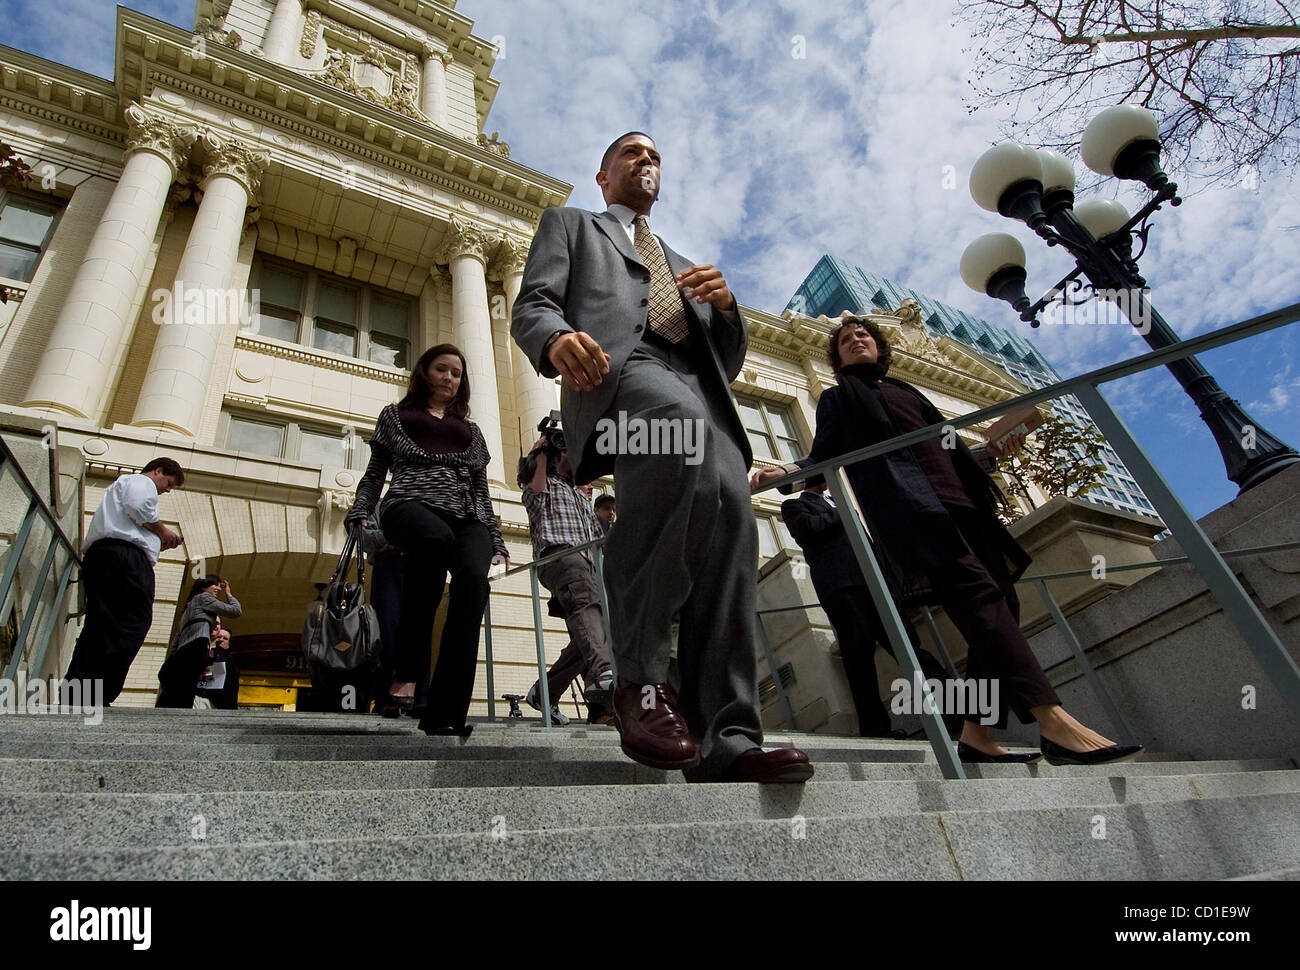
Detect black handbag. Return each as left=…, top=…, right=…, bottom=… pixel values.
left=301, top=525, right=381, bottom=672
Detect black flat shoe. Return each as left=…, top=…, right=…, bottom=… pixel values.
left=420, top=723, right=474, bottom=738
left=1041, top=738, right=1144, bottom=766
left=376, top=692, right=414, bottom=718
left=957, top=741, right=1043, bottom=764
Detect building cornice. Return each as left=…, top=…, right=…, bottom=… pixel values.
left=234, top=333, right=409, bottom=383
left=0, top=44, right=123, bottom=146
left=115, top=9, right=571, bottom=225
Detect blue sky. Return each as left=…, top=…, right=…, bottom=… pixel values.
left=4, top=0, right=1298, bottom=517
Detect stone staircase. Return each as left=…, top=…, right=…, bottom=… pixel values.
left=1, top=708, right=1298, bottom=880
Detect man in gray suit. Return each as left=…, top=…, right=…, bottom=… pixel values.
left=512, top=132, right=812, bottom=783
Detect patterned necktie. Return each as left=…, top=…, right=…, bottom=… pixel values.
left=633, top=214, right=689, bottom=344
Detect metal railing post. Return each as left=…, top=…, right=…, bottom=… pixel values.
left=754, top=611, right=798, bottom=730
left=482, top=594, right=496, bottom=722
left=826, top=466, right=966, bottom=780
left=1073, top=382, right=1300, bottom=722
left=529, top=565, right=553, bottom=727
left=27, top=548, right=76, bottom=682
left=919, top=606, right=959, bottom=678
left=1031, top=578, right=1136, bottom=745
left=0, top=500, right=41, bottom=619
left=3, top=534, right=59, bottom=682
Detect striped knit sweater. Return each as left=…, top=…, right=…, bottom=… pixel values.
left=346, top=404, right=506, bottom=556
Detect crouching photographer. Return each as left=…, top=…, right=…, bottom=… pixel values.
left=520, top=415, right=613, bottom=723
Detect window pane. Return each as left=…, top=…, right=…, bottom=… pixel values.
left=757, top=518, right=778, bottom=559
left=316, top=282, right=357, bottom=326
left=768, top=408, right=799, bottom=439
left=737, top=399, right=765, bottom=433
left=368, top=331, right=407, bottom=369
left=249, top=305, right=299, bottom=341
left=0, top=201, right=55, bottom=247
left=370, top=294, right=410, bottom=337
left=776, top=437, right=802, bottom=462
left=313, top=319, right=356, bottom=357
left=0, top=241, right=39, bottom=281
left=259, top=264, right=303, bottom=310
left=299, top=431, right=347, bottom=468
left=747, top=431, right=775, bottom=460
left=227, top=418, right=283, bottom=457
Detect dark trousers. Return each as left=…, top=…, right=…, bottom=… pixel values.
left=155, top=637, right=210, bottom=709
left=369, top=550, right=431, bottom=709
left=930, top=505, right=1060, bottom=727
left=64, top=539, right=155, bottom=705
left=381, top=501, right=492, bottom=729
left=820, top=589, right=951, bottom=737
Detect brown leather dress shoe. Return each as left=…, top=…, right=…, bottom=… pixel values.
left=611, top=682, right=700, bottom=771
left=719, top=746, right=814, bottom=783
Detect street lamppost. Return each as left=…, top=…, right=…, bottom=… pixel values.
left=959, top=105, right=1298, bottom=493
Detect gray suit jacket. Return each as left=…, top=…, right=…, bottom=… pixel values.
left=512, top=206, right=751, bottom=482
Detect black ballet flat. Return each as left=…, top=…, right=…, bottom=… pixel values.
left=1041, top=738, right=1143, bottom=766
left=376, top=692, right=414, bottom=718
left=420, top=723, right=474, bottom=738
left=957, top=741, right=1043, bottom=765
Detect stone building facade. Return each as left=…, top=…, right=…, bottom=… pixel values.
left=0, top=0, right=1063, bottom=719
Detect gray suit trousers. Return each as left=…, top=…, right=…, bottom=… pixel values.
left=600, top=336, right=762, bottom=780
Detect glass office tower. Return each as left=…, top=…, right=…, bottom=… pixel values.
left=788, top=255, right=1157, bottom=517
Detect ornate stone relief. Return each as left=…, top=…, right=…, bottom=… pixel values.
left=199, top=130, right=270, bottom=197
left=487, top=235, right=527, bottom=282
left=477, top=132, right=510, bottom=158
left=301, top=9, right=323, bottom=59
left=438, top=217, right=491, bottom=264
left=124, top=102, right=198, bottom=175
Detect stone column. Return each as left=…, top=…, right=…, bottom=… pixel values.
left=441, top=218, right=505, bottom=485
left=494, top=236, right=557, bottom=459
left=262, top=0, right=305, bottom=65
left=23, top=105, right=195, bottom=420
left=420, top=43, right=452, bottom=128
left=130, top=133, right=267, bottom=436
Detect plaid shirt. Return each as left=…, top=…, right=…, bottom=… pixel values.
left=522, top=475, right=602, bottom=561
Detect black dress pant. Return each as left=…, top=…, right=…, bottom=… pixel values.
left=64, top=539, right=154, bottom=705
left=381, top=501, right=492, bottom=729
left=930, top=505, right=1060, bottom=727
left=821, top=589, right=951, bottom=737
left=155, top=637, right=211, bottom=709
left=369, top=549, right=432, bottom=709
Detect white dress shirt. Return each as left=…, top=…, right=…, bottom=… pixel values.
left=84, top=473, right=162, bottom=564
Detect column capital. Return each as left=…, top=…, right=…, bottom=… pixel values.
left=438, top=217, right=491, bottom=266
left=487, top=235, right=528, bottom=282
left=198, top=131, right=270, bottom=199
left=124, top=102, right=198, bottom=177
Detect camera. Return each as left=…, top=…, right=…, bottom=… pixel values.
left=518, top=412, right=566, bottom=487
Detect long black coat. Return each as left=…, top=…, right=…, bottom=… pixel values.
left=797, top=373, right=1031, bottom=601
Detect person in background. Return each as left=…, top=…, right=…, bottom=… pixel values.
left=156, top=574, right=242, bottom=709
left=347, top=344, right=508, bottom=737
left=594, top=494, right=616, bottom=534
left=195, top=623, right=239, bottom=709
left=65, top=457, right=184, bottom=706
left=753, top=315, right=1142, bottom=766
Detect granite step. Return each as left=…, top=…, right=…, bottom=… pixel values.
left=4, top=791, right=1297, bottom=880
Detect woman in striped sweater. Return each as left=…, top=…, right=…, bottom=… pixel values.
left=347, top=344, right=508, bottom=736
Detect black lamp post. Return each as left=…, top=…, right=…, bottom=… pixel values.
left=960, top=106, right=1298, bottom=493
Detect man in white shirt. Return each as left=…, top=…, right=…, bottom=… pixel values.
left=64, top=457, right=184, bottom=704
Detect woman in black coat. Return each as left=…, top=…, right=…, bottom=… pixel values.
left=754, top=315, right=1141, bottom=766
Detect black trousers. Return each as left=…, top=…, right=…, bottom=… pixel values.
left=820, top=588, right=952, bottom=737
left=381, top=501, right=492, bottom=729
left=155, top=636, right=211, bottom=709
left=930, top=505, right=1060, bottom=727
left=369, top=550, right=431, bottom=709
left=64, top=539, right=155, bottom=705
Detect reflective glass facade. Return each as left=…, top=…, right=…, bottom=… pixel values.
left=787, top=255, right=1157, bottom=517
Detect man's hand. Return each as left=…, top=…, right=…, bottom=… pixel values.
left=985, top=429, right=1029, bottom=459
left=749, top=467, right=786, bottom=492
left=677, top=264, right=736, bottom=311
left=548, top=332, right=611, bottom=392
left=220, top=580, right=233, bottom=599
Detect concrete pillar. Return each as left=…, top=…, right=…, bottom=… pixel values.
left=420, top=43, right=452, bottom=128
left=442, top=218, right=505, bottom=485
left=262, top=0, right=305, bottom=65
left=494, top=236, right=557, bottom=458
left=22, top=104, right=196, bottom=420
left=130, top=133, right=268, bottom=436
